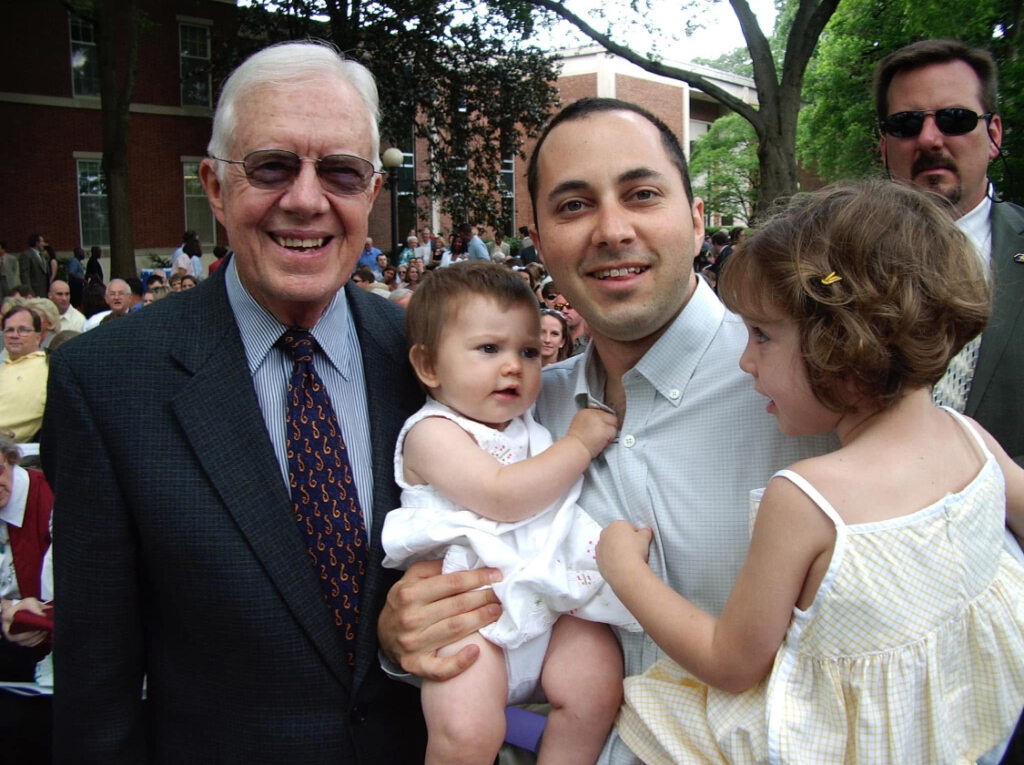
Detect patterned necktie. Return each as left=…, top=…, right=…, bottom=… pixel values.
left=279, top=329, right=367, bottom=666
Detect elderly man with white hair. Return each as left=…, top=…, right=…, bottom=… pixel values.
left=42, top=41, right=425, bottom=762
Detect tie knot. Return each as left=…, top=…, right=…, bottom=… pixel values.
left=278, top=329, right=316, bottom=362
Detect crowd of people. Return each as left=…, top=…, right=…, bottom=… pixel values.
left=0, top=34, right=1021, bottom=765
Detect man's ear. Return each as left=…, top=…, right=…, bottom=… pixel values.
left=408, top=344, right=438, bottom=389
left=987, top=113, right=1003, bottom=161
left=529, top=223, right=543, bottom=266
left=199, top=159, right=228, bottom=227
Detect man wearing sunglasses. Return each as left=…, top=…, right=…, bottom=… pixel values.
left=876, top=40, right=1024, bottom=470
left=41, top=41, right=426, bottom=762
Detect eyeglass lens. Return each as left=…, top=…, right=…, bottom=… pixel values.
left=881, top=108, right=986, bottom=138
left=242, top=150, right=374, bottom=195
left=3, top=327, right=36, bottom=336
left=554, top=302, right=572, bottom=311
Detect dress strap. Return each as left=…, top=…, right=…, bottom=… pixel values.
left=771, top=469, right=845, bottom=529
left=939, top=405, right=994, bottom=461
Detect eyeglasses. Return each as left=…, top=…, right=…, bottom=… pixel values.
left=208, top=150, right=380, bottom=196
left=106, top=290, right=130, bottom=298
left=879, top=108, right=993, bottom=139
left=3, top=326, right=37, bottom=336
left=553, top=301, right=572, bottom=312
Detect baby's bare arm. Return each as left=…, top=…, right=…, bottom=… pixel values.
left=404, top=413, right=617, bottom=523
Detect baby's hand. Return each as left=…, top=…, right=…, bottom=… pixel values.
left=566, top=407, right=618, bottom=458
left=597, top=521, right=653, bottom=584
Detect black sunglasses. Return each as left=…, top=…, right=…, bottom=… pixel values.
left=209, top=149, right=380, bottom=195
left=879, top=108, right=993, bottom=139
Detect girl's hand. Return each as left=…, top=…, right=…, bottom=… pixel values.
left=597, top=521, right=653, bottom=584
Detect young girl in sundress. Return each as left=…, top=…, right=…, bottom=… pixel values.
left=597, top=180, right=1024, bottom=764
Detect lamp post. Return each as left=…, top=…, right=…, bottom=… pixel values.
left=381, top=148, right=404, bottom=265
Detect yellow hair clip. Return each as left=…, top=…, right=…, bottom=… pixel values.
left=820, top=271, right=842, bottom=286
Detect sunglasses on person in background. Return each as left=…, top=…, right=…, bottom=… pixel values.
left=878, top=108, right=993, bottom=139
left=208, top=150, right=380, bottom=195
left=553, top=301, right=572, bottom=312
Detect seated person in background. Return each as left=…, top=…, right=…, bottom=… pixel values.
left=24, top=299, right=58, bottom=350
left=381, top=262, right=637, bottom=765
left=0, top=308, right=48, bottom=442
left=0, top=432, right=53, bottom=763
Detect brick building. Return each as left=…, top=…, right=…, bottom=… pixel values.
left=396, top=46, right=758, bottom=247
left=0, top=0, right=237, bottom=274
left=1, top=6, right=753, bottom=269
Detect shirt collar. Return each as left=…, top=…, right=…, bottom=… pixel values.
left=575, top=277, right=725, bottom=408
left=0, top=465, right=30, bottom=529
left=224, top=257, right=355, bottom=379
left=957, top=186, right=993, bottom=265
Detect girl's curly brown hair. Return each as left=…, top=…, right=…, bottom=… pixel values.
left=719, top=180, right=991, bottom=412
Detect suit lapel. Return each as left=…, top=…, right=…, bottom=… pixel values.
left=346, top=285, right=424, bottom=689
left=168, top=276, right=352, bottom=690
left=968, top=202, right=1024, bottom=415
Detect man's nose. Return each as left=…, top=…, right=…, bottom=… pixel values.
left=279, top=161, right=329, bottom=214
left=592, top=201, right=636, bottom=248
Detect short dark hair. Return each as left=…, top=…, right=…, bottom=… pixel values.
left=711, top=230, right=730, bottom=246
left=527, top=98, right=694, bottom=228
left=406, top=261, right=539, bottom=368
left=3, top=305, right=42, bottom=333
left=353, top=265, right=375, bottom=283
left=126, top=277, right=143, bottom=297
left=719, top=180, right=990, bottom=412
left=28, top=233, right=42, bottom=248
left=874, top=39, right=998, bottom=121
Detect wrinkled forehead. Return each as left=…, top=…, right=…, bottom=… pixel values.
left=231, top=77, right=374, bottom=156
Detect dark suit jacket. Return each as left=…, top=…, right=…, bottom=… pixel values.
left=19, top=248, right=48, bottom=297
left=42, top=268, right=427, bottom=763
left=967, top=200, right=1024, bottom=466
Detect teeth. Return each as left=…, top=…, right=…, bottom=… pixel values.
left=276, top=236, right=326, bottom=249
left=595, top=266, right=644, bottom=279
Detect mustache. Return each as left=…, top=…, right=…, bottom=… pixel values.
left=912, top=154, right=958, bottom=176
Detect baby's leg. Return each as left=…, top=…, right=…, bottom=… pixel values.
left=421, top=632, right=508, bottom=765
left=537, top=615, right=623, bottom=765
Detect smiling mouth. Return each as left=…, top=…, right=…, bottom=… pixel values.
left=271, top=234, right=331, bottom=251
left=593, top=266, right=647, bottom=279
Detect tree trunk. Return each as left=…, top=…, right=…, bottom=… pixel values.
left=95, top=0, right=139, bottom=280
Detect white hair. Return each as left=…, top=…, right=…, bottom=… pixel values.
left=207, top=40, right=382, bottom=179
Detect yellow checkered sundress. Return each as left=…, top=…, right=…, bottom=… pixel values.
left=619, top=411, right=1024, bottom=764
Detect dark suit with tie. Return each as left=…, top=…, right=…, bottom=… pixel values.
left=41, top=268, right=427, bottom=762
left=967, top=200, right=1024, bottom=466
left=18, top=247, right=48, bottom=297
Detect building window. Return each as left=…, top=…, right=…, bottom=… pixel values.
left=500, top=156, right=515, bottom=235
left=70, top=16, right=100, bottom=97
left=77, top=158, right=109, bottom=248
left=179, top=22, right=211, bottom=107
left=183, top=161, right=215, bottom=244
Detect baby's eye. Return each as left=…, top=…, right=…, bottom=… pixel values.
left=478, top=344, right=498, bottom=354
left=522, top=347, right=540, bottom=359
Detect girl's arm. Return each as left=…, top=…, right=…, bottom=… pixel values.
left=597, top=478, right=834, bottom=692
left=403, top=408, right=618, bottom=523
left=969, top=420, right=1024, bottom=540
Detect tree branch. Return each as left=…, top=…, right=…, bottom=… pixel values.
left=527, top=0, right=762, bottom=128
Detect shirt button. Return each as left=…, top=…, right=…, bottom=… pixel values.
left=622, top=434, right=636, bottom=448
left=668, top=388, right=681, bottom=400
